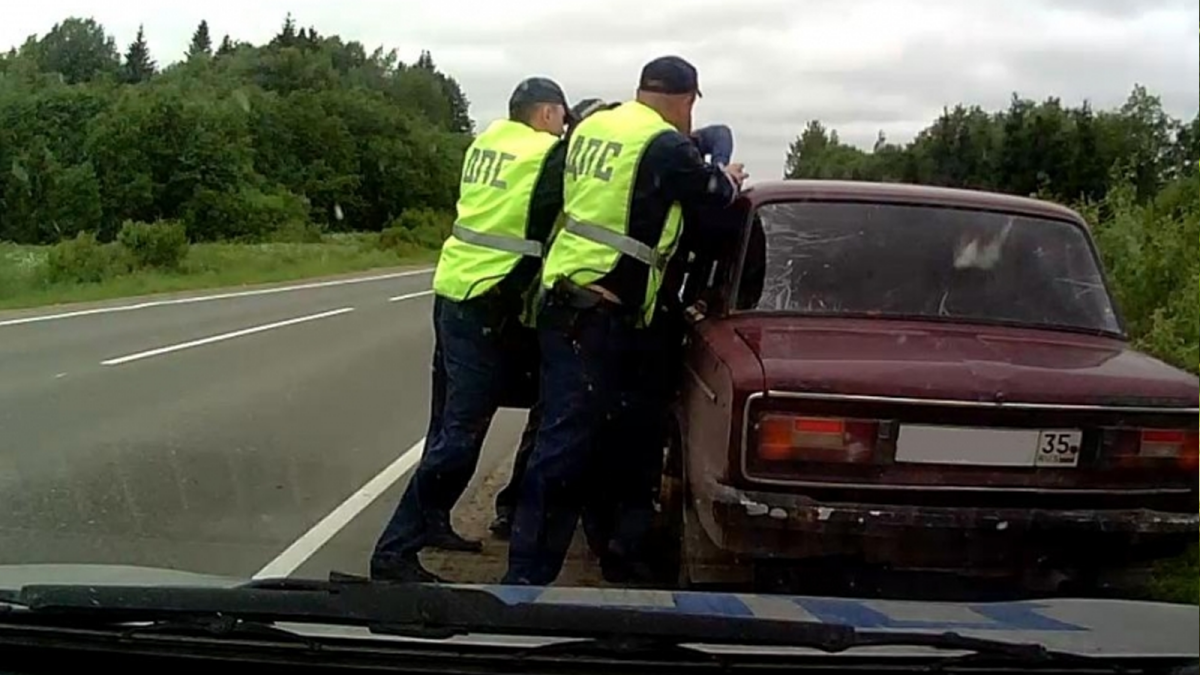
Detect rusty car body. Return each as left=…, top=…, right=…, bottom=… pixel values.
left=662, top=180, right=1199, bottom=590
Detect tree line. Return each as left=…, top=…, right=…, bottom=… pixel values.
left=785, top=87, right=1198, bottom=372
left=0, top=16, right=473, bottom=245
left=785, top=86, right=1198, bottom=206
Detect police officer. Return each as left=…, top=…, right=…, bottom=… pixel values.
left=372, top=77, right=573, bottom=583
left=489, top=98, right=617, bottom=541
left=504, top=56, right=747, bottom=586
left=488, top=96, right=739, bottom=547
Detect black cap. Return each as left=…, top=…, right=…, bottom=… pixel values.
left=509, top=77, right=572, bottom=121
left=639, top=56, right=702, bottom=97
left=570, top=97, right=609, bottom=123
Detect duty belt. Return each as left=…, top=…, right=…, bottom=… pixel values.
left=452, top=223, right=542, bottom=258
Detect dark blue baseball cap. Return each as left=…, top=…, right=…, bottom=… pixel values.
left=639, top=56, right=702, bottom=97
left=509, top=77, right=574, bottom=122
left=570, top=98, right=610, bottom=122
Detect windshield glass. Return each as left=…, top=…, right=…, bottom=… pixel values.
left=739, top=201, right=1123, bottom=335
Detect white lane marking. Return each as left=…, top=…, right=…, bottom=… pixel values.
left=388, top=290, right=434, bottom=302
left=252, top=438, right=426, bottom=580
left=100, top=307, right=355, bottom=366
left=0, top=268, right=433, bottom=328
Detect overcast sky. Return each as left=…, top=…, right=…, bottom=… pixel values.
left=4, top=0, right=1198, bottom=179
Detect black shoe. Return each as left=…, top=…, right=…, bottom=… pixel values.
left=370, top=557, right=445, bottom=583
left=600, top=557, right=631, bottom=584
left=600, top=548, right=657, bottom=586
left=426, top=526, right=484, bottom=553
left=489, top=513, right=513, bottom=540
left=601, top=560, right=656, bottom=586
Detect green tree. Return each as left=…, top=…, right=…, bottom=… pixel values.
left=186, top=20, right=213, bottom=61
left=784, top=120, right=874, bottom=180
left=400, top=51, right=472, bottom=133
left=1027, top=97, right=1072, bottom=196
left=1109, top=85, right=1175, bottom=200
left=216, top=35, right=236, bottom=58
left=783, top=84, right=1189, bottom=208
left=997, top=95, right=1038, bottom=196
left=869, top=131, right=908, bottom=182
left=438, top=70, right=473, bottom=134
left=24, top=17, right=120, bottom=84
left=0, top=14, right=475, bottom=245
left=121, top=24, right=156, bottom=84
left=784, top=120, right=830, bottom=178
left=272, top=14, right=298, bottom=49
left=1167, top=114, right=1199, bottom=176
left=2, top=144, right=103, bottom=243
left=1189, top=116, right=1200, bottom=165
left=917, top=105, right=997, bottom=189
left=1065, top=103, right=1108, bottom=202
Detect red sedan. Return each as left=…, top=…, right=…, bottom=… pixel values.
left=663, top=180, right=1198, bottom=592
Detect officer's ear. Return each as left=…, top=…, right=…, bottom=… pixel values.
left=527, top=103, right=565, bottom=136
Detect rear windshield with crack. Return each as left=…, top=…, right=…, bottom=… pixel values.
left=738, top=201, right=1122, bottom=335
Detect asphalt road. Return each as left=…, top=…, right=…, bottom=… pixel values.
left=0, top=268, right=530, bottom=580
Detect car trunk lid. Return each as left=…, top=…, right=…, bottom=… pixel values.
left=734, top=318, right=1195, bottom=408
left=731, top=317, right=1198, bottom=500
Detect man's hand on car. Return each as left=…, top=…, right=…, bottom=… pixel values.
left=725, top=162, right=748, bottom=188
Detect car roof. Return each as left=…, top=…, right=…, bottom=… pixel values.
left=742, top=180, right=1085, bottom=225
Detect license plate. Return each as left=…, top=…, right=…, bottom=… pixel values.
left=1033, top=430, right=1083, bottom=467
left=896, top=426, right=1083, bottom=468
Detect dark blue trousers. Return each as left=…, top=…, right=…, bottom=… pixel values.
left=585, top=305, right=678, bottom=569
left=504, top=300, right=662, bottom=585
left=372, top=295, right=506, bottom=566
left=494, top=401, right=541, bottom=519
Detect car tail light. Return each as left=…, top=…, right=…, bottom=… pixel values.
left=1106, top=428, right=1199, bottom=469
left=757, top=414, right=878, bottom=463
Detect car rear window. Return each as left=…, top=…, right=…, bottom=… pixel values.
left=738, top=201, right=1122, bottom=335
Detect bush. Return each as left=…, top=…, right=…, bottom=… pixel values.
left=381, top=208, right=453, bottom=250
left=184, top=187, right=313, bottom=242
left=0, top=246, right=39, bottom=299
left=1135, top=278, right=1199, bottom=373
left=43, top=231, right=129, bottom=284
left=378, top=225, right=420, bottom=252
left=268, top=220, right=327, bottom=244
left=117, top=220, right=190, bottom=269
left=1091, top=174, right=1199, bottom=374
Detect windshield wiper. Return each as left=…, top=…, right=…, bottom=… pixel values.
left=512, top=635, right=722, bottom=663
left=119, top=614, right=322, bottom=648
left=517, top=628, right=1097, bottom=666
left=3, top=577, right=855, bottom=647
left=520, top=632, right=1158, bottom=674
left=0, top=576, right=1116, bottom=667
left=2, top=587, right=324, bottom=648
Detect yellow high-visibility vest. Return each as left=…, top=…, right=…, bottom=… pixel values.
left=433, top=119, right=560, bottom=302
left=540, top=102, right=683, bottom=326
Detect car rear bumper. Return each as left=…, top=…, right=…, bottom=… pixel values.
left=694, top=475, right=1199, bottom=567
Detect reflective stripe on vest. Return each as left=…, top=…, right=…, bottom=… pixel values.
left=432, top=119, right=559, bottom=302
left=563, top=217, right=663, bottom=270
left=540, top=101, right=683, bottom=326
left=451, top=222, right=543, bottom=258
